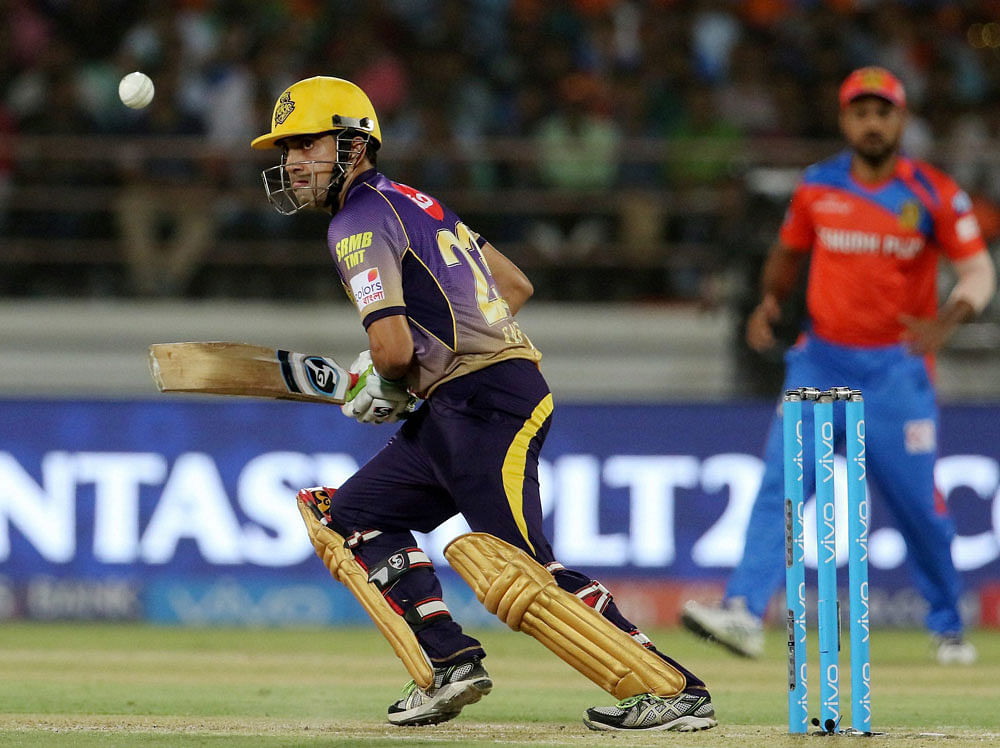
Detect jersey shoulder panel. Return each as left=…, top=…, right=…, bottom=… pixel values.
left=800, top=151, right=853, bottom=189
left=328, top=183, right=408, bottom=257
left=779, top=155, right=850, bottom=252
left=362, top=174, right=451, bottom=226
left=906, top=158, right=962, bottom=207
left=327, top=175, right=412, bottom=319
left=906, top=159, right=986, bottom=257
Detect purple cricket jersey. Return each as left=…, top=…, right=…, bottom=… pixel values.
left=327, top=170, right=541, bottom=397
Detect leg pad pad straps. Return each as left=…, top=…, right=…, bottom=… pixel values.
left=403, top=597, right=452, bottom=630
left=367, top=548, right=433, bottom=591
left=296, top=488, right=433, bottom=689
left=444, top=532, right=687, bottom=700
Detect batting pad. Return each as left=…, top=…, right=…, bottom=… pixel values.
left=296, top=493, right=433, bottom=689
left=444, top=532, right=686, bottom=699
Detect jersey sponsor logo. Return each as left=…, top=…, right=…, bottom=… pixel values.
left=817, top=227, right=924, bottom=259
left=881, top=235, right=924, bottom=259
left=273, top=91, right=295, bottom=125
left=817, top=228, right=880, bottom=253
left=956, top=214, right=981, bottom=242
left=335, top=232, right=373, bottom=259
left=390, top=181, right=444, bottom=220
left=813, top=193, right=852, bottom=215
left=898, top=201, right=921, bottom=231
left=904, top=419, right=936, bottom=454
left=350, top=267, right=385, bottom=310
left=335, top=231, right=372, bottom=269
left=952, top=190, right=973, bottom=214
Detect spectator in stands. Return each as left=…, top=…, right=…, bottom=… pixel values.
left=527, top=72, right=619, bottom=262
left=113, top=63, right=215, bottom=296
left=1, top=0, right=1000, bottom=306
left=0, top=105, right=14, bottom=235
left=662, top=82, right=743, bottom=298
left=9, top=40, right=98, bottom=241
left=713, top=37, right=781, bottom=136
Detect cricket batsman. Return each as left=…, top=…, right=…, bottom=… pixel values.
left=251, top=76, right=717, bottom=731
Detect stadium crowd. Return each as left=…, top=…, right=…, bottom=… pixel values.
left=2, top=0, right=1000, bottom=301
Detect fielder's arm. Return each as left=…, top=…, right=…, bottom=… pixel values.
left=746, top=241, right=807, bottom=352
left=899, top=249, right=997, bottom=354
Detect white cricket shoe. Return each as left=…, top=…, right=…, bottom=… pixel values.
left=583, top=692, right=717, bottom=732
left=386, top=659, right=492, bottom=726
left=680, top=598, right=764, bottom=658
left=934, top=635, right=977, bottom=665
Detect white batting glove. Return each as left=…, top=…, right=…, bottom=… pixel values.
left=340, top=350, right=412, bottom=424
left=345, top=349, right=373, bottom=379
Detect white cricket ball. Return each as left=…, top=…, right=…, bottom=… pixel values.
left=118, top=71, right=154, bottom=109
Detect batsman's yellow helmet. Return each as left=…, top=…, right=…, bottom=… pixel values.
left=250, top=76, right=381, bottom=150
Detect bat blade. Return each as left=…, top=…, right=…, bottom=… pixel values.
left=149, top=342, right=357, bottom=405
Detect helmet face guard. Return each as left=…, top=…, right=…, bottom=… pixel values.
left=260, top=130, right=370, bottom=215
left=261, top=160, right=334, bottom=215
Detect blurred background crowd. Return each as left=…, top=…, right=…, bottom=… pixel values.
left=2, top=0, right=1000, bottom=315
left=3, top=2, right=999, bottom=641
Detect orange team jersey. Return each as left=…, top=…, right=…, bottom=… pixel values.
left=779, top=150, right=986, bottom=347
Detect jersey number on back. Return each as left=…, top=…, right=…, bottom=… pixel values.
left=436, top=222, right=511, bottom=325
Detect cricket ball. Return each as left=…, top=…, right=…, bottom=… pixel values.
left=118, top=71, right=155, bottom=109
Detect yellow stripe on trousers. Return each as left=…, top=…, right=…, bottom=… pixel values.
left=501, top=393, right=554, bottom=555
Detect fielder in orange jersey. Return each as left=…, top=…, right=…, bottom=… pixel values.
left=251, top=76, right=716, bottom=732
left=682, top=67, right=996, bottom=664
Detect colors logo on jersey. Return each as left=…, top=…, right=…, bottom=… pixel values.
left=391, top=181, right=444, bottom=220
left=274, top=91, right=295, bottom=125
left=350, top=267, right=385, bottom=310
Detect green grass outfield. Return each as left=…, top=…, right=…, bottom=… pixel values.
left=1, top=622, right=997, bottom=747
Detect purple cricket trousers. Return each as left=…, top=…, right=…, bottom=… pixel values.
left=329, top=359, right=705, bottom=692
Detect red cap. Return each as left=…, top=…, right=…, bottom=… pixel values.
left=838, top=67, right=906, bottom=109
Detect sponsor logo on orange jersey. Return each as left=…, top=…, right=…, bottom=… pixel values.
left=817, top=227, right=924, bottom=259
left=813, top=193, right=852, bottom=215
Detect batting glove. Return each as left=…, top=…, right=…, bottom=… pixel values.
left=341, top=350, right=413, bottom=424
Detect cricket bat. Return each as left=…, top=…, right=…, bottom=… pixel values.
left=149, top=342, right=358, bottom=405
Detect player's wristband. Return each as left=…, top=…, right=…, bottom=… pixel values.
left=377, top=373, right=407, bottom=388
